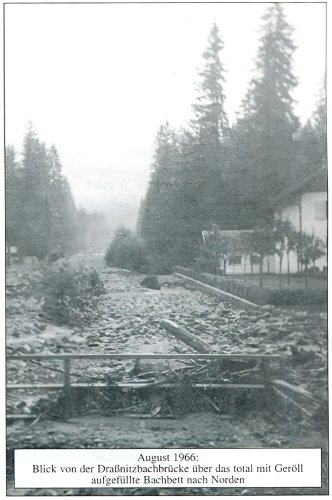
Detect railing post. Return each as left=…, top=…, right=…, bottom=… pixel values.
left=261, top=359, right=272, bottom=412
left=63, top=359, right=73, bottom=418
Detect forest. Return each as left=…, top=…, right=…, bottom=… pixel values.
left=136, top=4, right=326, bottom=273
left=5, top=5, right=326, bottom=275
left=5, top=123, right=114, bottom=260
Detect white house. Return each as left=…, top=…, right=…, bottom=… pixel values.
left=202, top=167, right=327, bottom=275
left=274, top=167, right=327, bottom=272
left=202, top=227, right=277, bottom=275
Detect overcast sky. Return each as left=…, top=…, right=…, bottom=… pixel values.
left=5, top=2, right=326, bottom=212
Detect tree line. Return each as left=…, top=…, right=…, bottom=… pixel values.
left=6, top=124, right=110, bottom=260
left=137, top=4, right=326, bottom=273
left=6, top=124, right=77, bottom=260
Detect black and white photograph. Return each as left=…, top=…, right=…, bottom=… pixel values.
left=4, top=1, right=327, bottom=496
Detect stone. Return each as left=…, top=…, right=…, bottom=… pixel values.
left=260, top=304, right=275, bottom=312
left=267, top=439, right=281, bottom=448
left=140, top=276, right=161, bottom=290
left=215, top=301, right=225, bottom=314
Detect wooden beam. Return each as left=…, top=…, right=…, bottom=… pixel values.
left=63, top=359, right=72, bottom=418
left=272, top=379, right=314, bottom=400
left=273, top=387, right=313, bottom=418
left=7, top=353, right=280, bottom=361
left=6, top=382, right=265, bottom=390
left=6, top=414, right=37, bottom=421
left=160, top=319, right=211, bottom=353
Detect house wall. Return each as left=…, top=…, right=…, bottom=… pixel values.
left=212, top=191, right=327, bottom=275
left=301, top=192, right=327, bottom=239
left=277, top=191, right=327, bottom=272
left=222, top=254, right=276, bottom=275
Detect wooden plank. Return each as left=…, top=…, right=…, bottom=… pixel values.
left=7, top=382, right=265, bottom=390
left=174, top=272, right=259, bottom=309
left=273, top=387, right=313, bottom=418
left=7, top=384, right=65, bottom=390
left=160, top=319, right=211, bottom=353
left=6, top=414, right=37, bottom=421
left=261, top=359, right=272, bottom=407
left=7, top=353, right=280, bottom=361
left=126, top=414, right=177, bottom=419
left=64, top=359, right=71, bottom=389
left=63, top=359, right=72, bottom=418
left=272, top=379, right=314, bottom=400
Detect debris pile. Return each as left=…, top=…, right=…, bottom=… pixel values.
left=6, top=265, right=327, bottom=421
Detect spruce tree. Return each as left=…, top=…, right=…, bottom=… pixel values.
left=48, top=144, right=77, bottom=254
left=312, top=85, right=327, bottom=166
left=5, top=146, right=23, bottom=255
left=139, top=122, right=182, bottom=271
left=173, top=22, right=229, bottom=259
left=15, top=124, right=77, bottom=259
left=235, top=3, right=299, bottom=215
left=190, top=22, right=229, bottom=224
left=294, top=84, right=326, bottom=185
left=192, top=22, right=228, bottom=145
left=20, top=124, right=52, bottom=258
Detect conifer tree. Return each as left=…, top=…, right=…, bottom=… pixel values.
left=312, top=85, right=327, bottom=165
left=5, top=145, right=22, bottom=255
left=294, top=84, right=326, bottom=183
left=47, top=144, right=77, bottom=253
left=175, top=22, right=229, bottom=250
left=190, top=22, right=229, bottom=224
left=139, top=122, right=181, bottom=271
left=192, top=22, right=228, bottom=145
left=20, top=124, right=53, bottom=258
left=235, top=3, right=299, bottom=214
left=6, top=124, right=78, bottom=259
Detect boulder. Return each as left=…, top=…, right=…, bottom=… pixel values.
left=140, top=276, right=161, bottom=290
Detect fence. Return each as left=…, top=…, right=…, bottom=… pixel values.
left=7, top=353, right=279, bottom=418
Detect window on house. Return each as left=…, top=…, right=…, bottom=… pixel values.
left=229, top=255, right=242, bottom=265
left=315, top=200, right=327, bottom=220
left=250, top=254, right=261, bottom=265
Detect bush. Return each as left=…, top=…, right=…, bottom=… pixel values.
left=194, top=250, right=221, bottom=274
left=41, top=261, right=105, bottom=326
left=269, top=288, right=327, bottom=306
left=105, top=227, right=148, bottom=272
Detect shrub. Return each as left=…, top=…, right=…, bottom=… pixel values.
left=269, top=288, right=327, bottom=306
left=105, top=227, right=148, bottom=272
left=41, top=261, right=105, bottom=326
left=194, top=249, right=221, bottom=274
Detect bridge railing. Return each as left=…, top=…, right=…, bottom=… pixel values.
left=7, top=353, right=281, bottom=417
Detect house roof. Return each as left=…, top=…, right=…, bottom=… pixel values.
left=273, top=166, right=327, bottom=209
